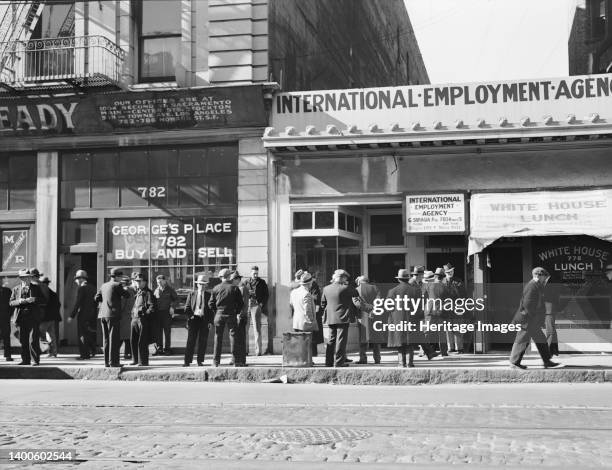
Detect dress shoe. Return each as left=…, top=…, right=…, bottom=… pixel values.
left=214, top=362, right=220, bottom=367
left=407, top=363, right=415, bottom=368
left=355, top=359, right=367, bottom=365
left=197, top=362, right=204, bottom=367
left=18, top=361, right=31, bottom=365
left=510, top=362, right=527, bottom=370
left=344, top=358, right=353, bottom=363
left=130, top=361, right=138, bottom=366
left=46, top=353, right=56, bottom=358
left=32, top=362, right=40, bottom=366
left=104, top=364, right=111, bottom=368
left=110, top=363, right=122, bottom=367
left=441, top=353, right=449, bottom=357
left=457, top=349, right=465, bottom=354
left=229, top=359, right=235, bottom=365
left=182, top=363, right=190, bottom=367
left=152, top=350, right=163, bottom=356
left=544, top=361, right=562, bottom=369
left=164, top=349, right=173, bottom=356
left=449, top=349, right=457, bottom=353
left=76, top=356, right=90, bottom=360
left=5, top=357, right=13, bottom=362
left=335, top=363, right=349, bottom=367
left=427, top=352, right=439, bottom=360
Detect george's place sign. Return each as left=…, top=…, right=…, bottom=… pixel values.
left=0, top=85, right=266, bottom=137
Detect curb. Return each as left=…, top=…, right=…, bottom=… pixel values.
left=0, top=366, right=609, bottom=384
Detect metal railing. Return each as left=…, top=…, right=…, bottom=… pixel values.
left=0, top=35, right=125, bottom=88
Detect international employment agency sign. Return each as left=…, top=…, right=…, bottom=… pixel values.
left=405, top=194, right=466, bottom=233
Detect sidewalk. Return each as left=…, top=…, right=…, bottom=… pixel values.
left=2, top=350, right=612, bottom=384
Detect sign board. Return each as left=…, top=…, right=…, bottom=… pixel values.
left=405, top=193, right=466, bottom=233
left=468, top=190, right=612, bottom=256
left=269, top=74, right=612, bottom=139
left=2, top=229, right=29, bottom=271
left=0, top=85, right=266, bottom=137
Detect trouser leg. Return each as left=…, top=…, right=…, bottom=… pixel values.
left=528, top=322, right=551, bottom=363
left=77, top=320, right=89, bottom=358
left=509, top=326, right=531, bottom=365
left=130, top=319, right=140, bottom=364
left=101, top=319, right=110, bottom=365
left=545, top=314, right=558, bottom=355
left=325, top=326, right=337, bottom=367
left=214, top=318, right=225, bottom=364
left=228, top=319, right=237, bottom=362
left=196, top=320, right=209, bottom=364
left=138, top=320, right=149, bottom=365
left=335, top=324, right=349, bottom=367
left=19, top=323, right=32, bottom=363
left=184, top=317, right=198, bottom=364
left=397, top=346, right=407, bottom=366
left=372, top=343, right=381, bottom=364
left=1, top=320, right=11, bottom=358
left=249, top=305, right=262, bottom=355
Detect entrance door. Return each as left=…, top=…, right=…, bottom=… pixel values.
left=62, top=253, right=97, bottom=345
left=487, top=244, right=523, bottom=350
left=368, top=253, right=405, bottom=295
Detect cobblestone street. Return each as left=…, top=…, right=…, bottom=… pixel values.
left=1, top=381, right=611, bottom=469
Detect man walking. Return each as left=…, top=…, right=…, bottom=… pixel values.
left=183, top=274, right=213, bottom=367
left=1, top=279, right=13, bottom=361
left=209, top=268, right=244, bottom=367
left=68, top=270, right=98, bottom=360
left=153, top=275, right=178, bottom=356
left=38, top=276, right=61, bottom=358
left=10, top=269, right=44, bottom=366
left=130, top=273, right=155, bottom=366
left=246, top=266, right=269, bottom=355
left=509, top=267, right=561, bottom=370
left=321, top=269, right=360, bottom=367
left=355, top=275, right=382, bottom=365
left=95, top=268, right=129, bottom=367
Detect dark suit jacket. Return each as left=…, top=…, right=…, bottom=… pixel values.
left=208, top=281, right=244, bottom=316
left=0, top=286, right=11, bottom=323
left=184, top=289, right=213, bottom=324
left=95, top=280, right=130, bottom=319
left=321, top=282, right=360, bottom=325
left=513, top=279, right=545, bottom=325
left=70, top=282, right=98, bottom=322
left=9, top=283, right=44, bottom=325
left=41, top=289, right=62, bottom=322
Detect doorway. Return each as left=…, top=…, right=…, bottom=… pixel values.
left=62, top=253, right=97, bottom=345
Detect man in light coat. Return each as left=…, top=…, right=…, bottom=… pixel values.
left=290, top=271, right=318, bottom=358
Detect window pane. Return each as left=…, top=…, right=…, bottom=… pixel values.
left=92, top=181, right=118, bottom=208
left=62, top=221, right=96, bottom=245
left=61, top=180, right=90, bottom=208
left=315, top=212, right=334, bottom=229
left=62, top=153, right=90, bottom=180
left=370, top=214, right=403, bottom=246
left=208, top=145, right=238, bottom=175
left=0, top=156, right=9, bottom=182
left=142, top=0, right=181, bottom=35
left=149, top=148, right=177, bottom=177
left=0, top=184, right=8, bottom=210
left=9, top=155, right=36, bottom=182
left=107, top=219, right=150, bottom=266
left=9, top=182, right=36, bottom=209
left=119, top=150, right=148, bottom=179
left=293, top=212, right=312, bottom=230
left=179, top=179, right=208, bottom=207
left=150, top=219, right=194, bottom=265
left=92, top=151, right=118, bottom=180
left=209, top=176, right=237, bottom=205
left=338, top=212, right=346, bottom=230
left=179, top=148, right=206, bottom=176
left=195, top=218, right=237, bottom=266
left=141, top=36, right=180, bottom=79
left=121, top=181, right=149, bottom=207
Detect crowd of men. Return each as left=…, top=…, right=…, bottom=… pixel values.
left=0, top=265, right=269, bottom=368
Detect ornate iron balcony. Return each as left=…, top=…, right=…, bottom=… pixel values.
left=0, top=35, right=126, bottom=91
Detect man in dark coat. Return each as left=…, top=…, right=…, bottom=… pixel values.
left=509, top=267, right=561, bottom=369
left=9, top=269, right=44, bottom=365
left=95, top=267, right=130, bottom=367
left=38, top=276, right=62, bottom=358
left=0, top=280, right=13, bottom=361
left=68, top=270, right=98, bottom=360
left=129, top=273, right=155, bottom=366
left=442, top=263, right=468, bottom=353
left=232, top=271, right=250, bottom=366
left=153, top=274, right=178, bottom=356
left=245, top=266, right=269, bottom=355
left=209, top=268, right=244, bottom=367
left=321, top=269, right=360, bottom=367
left=183, top=274, right=213, bottom=367
left=423, top=268, right=451, bottom=356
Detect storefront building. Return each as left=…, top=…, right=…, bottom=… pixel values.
left=0, top=85, right=269, bottom=347
left=264, top=75, right=612, bottom=352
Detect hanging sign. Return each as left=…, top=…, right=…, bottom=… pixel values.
left=406, top=193, right=466, bottom=233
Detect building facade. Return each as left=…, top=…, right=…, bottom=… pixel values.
left=0, top=0, right=426, bottom=351
left=264, top=75, right=612, bottom=353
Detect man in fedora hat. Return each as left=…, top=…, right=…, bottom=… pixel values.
left=0, top=278, right=13, bottom=361
left=153, top=274, right=179, bottom=356
left=509, top=267, right=561, bottom=370
left=38, top=276, right=61, bottom=358
left=129, top=272, right=155, bottom=366
left=10, top=269, right=44, bottom=365
left=355, top=275, right=382, bottom=364
left=442, top=263, right=468, bottom=354
left=95, top=267, right=130, bottom=367
left=231, top=271, right=250, bottom=366
left=290, top=271, right=318, bottom=360
left=184, top=274, right=214, bottom=367
left=408, top=266, right=425, bottom=288
left=68, top=270, right=98, bottom=360
left=209, top=268, right=244, bottom=367
left=321, top=269, right=361, bottom=367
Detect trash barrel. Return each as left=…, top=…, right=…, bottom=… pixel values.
left=282, top=332, right=312, bottom=367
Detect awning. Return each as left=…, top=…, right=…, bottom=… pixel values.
left=468, top=189, right=612, bottom=257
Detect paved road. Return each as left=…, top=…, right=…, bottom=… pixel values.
left=1, top=381, right=611, bottom=469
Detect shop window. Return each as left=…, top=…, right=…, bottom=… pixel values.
left=209, top=176, right=237, bottom=205
left=208, top=146, right=239, bottom=175
left=338, top=212, right=346, bottom=231
left=62, top=221, right=96, bottom=245
left=370, top=214, right=403, bottom=246
left=121, top=182, right=150, bottom=207
left=92, top=152, right=118, bottom=180
left=91, top=181, right=119, bottom=208
left=149, top=149, right=177, bottom=178
left=139, top=0, right=181, bottom=81
left=179, top=179, right=209, bottom=207
left=0, top=184, right=8, bottom=211
left=61, top=180, right=90, bottom=208
left=119, top=150, right=148, bottom=179
left=293, top=212, right=313, bottom=230
left=9, top=182, right=36, bottom=210
left=62, top=153, right=90, bottom=180
left=314, top=212, right=334, bottom=229
left=179, top=149, right=206, bottom=177
left=346, top=215, right=362, bottom=234
left=426, top=235, right=466, bottom=248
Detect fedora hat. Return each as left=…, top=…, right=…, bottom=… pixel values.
left=333, top=269, right=350, bottom=278
left=395, top=269, right=411, bottom=280
left=74, top=269, right=88, bottom=280
left=434, top=267, right=446, bottom=276
left=132, top=272, right=145, bottom=281
left=299, top=272, right=313, bottom=284
left=423, top=270, right=435, bottom=282
left=294, top=269, right=304, bottom=279
left=356, top=275, right=370, bottom=284
left=40, top=276, right=51, bottom=284
left=110, top=267, right=123, bottom=278
left=230, top=271, right=242, bottom=280
left=443, top=263, right=455, bottom=273
left=18, top=268, right=31, bottom=278
left=411, top=265, right=425, bottom=275
left=218, top=268, right=231, bottom=279
left=195, top=274, right=209, bottom=285
left=30, top=268, right=41, bottom=278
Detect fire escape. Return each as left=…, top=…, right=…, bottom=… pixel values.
left=0, top=1, right=126, bottom=93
